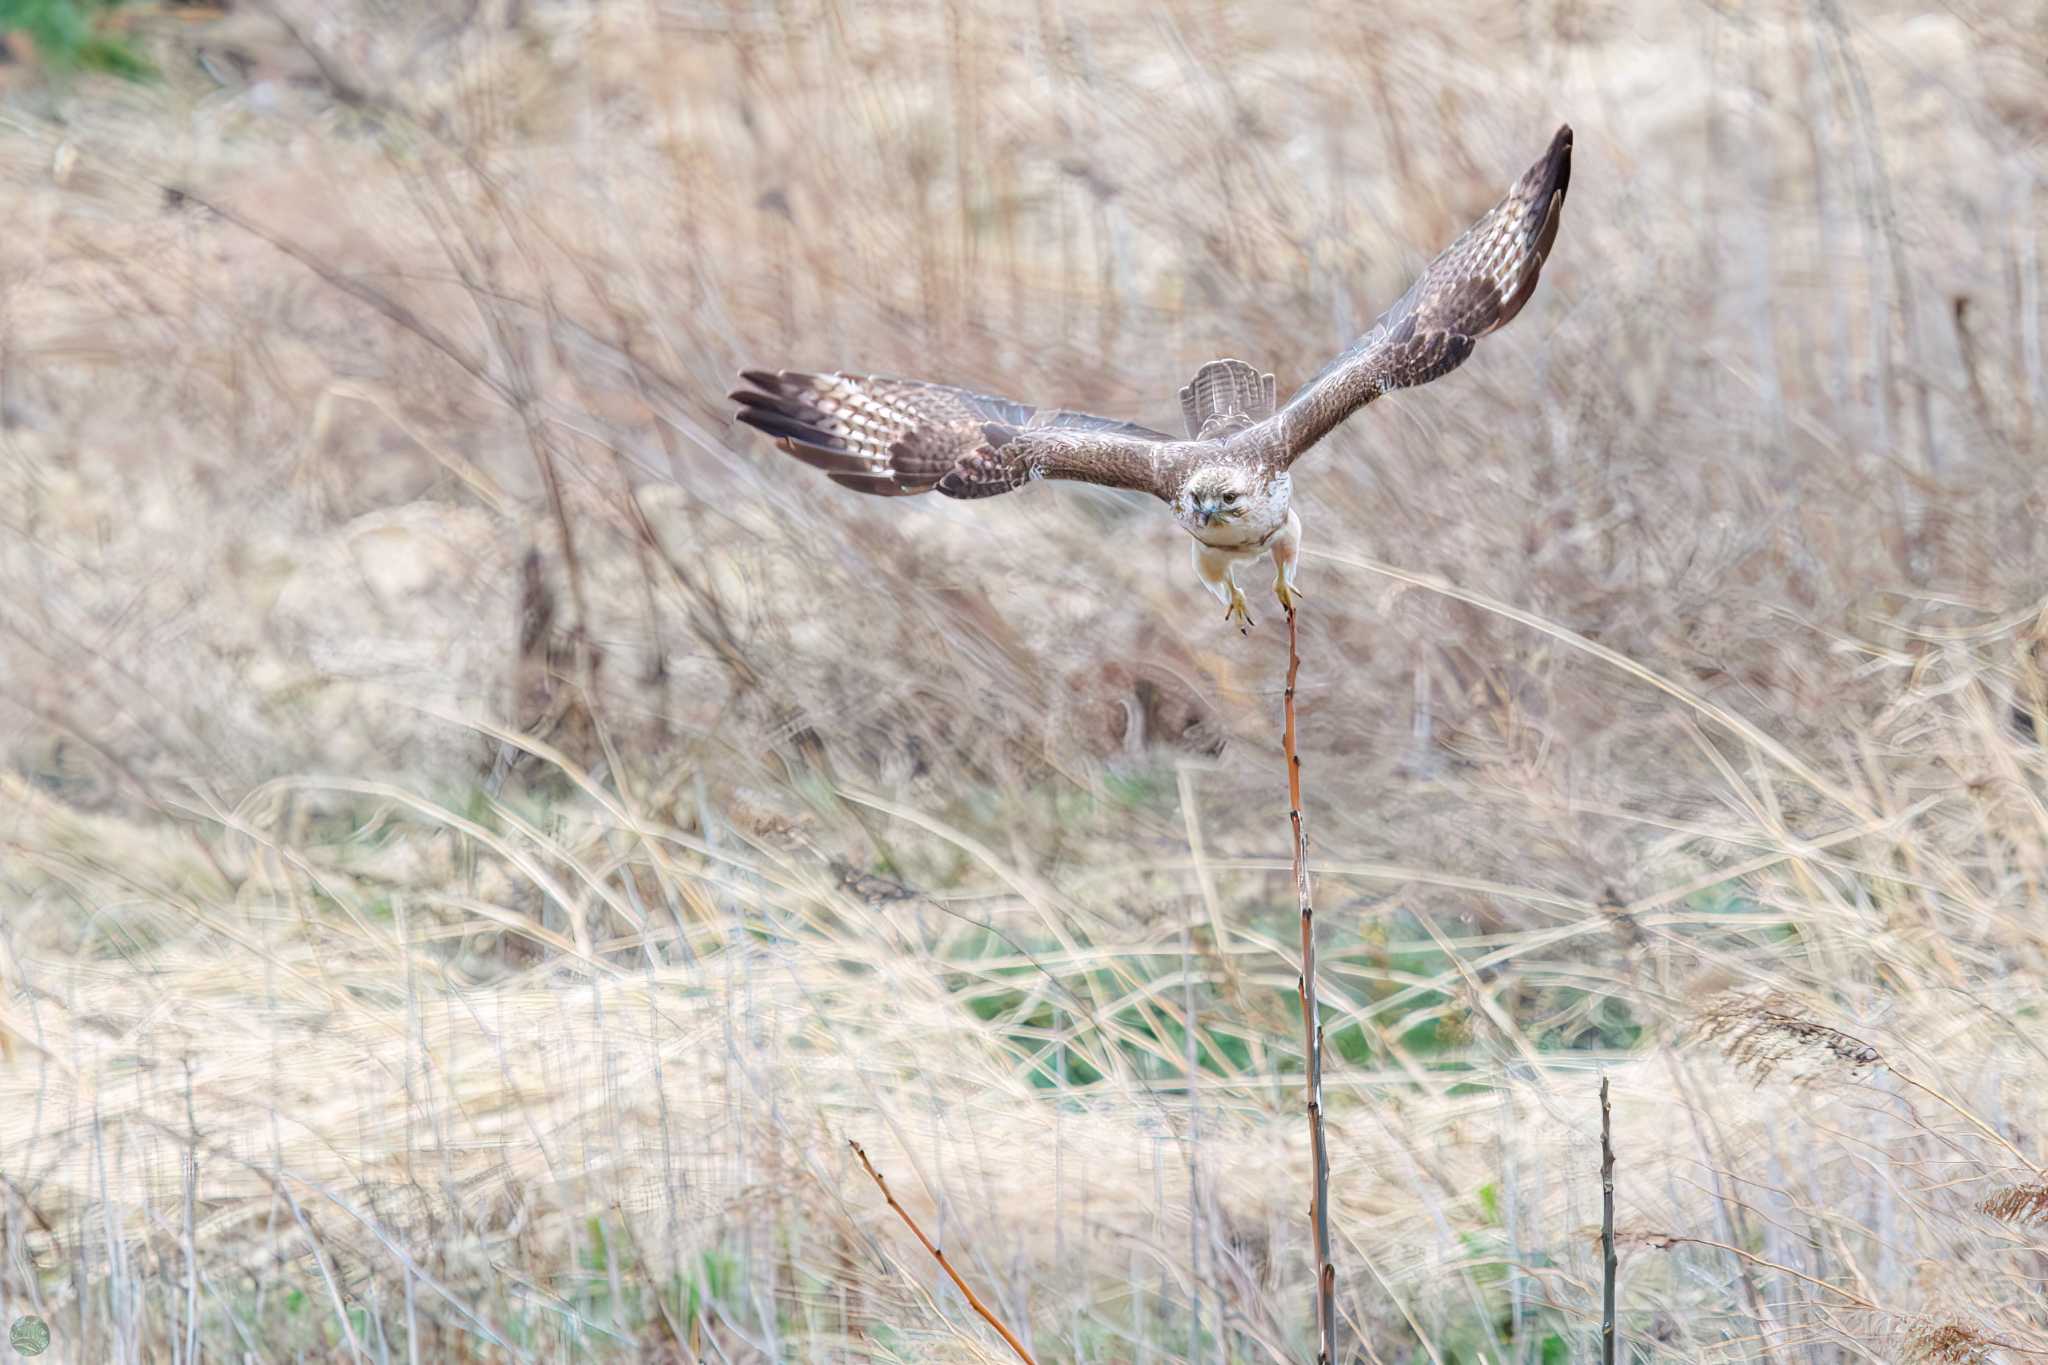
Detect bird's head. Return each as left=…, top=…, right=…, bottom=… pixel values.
left=1178, top=467, right=1254, bottom=530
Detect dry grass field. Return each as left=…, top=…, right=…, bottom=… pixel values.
left=3, top=1, right=2047, bottom=1360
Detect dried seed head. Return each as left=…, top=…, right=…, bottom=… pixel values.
left=1905, top=1320, right=1993, bottom=1364
left=1694, top=993, right=1883, bottom=1084
left=1977, top=1182, right=2048, bottom=1226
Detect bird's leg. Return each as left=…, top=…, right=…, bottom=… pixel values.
left=1194, top=541, right=1255, bottom=633
left=1270, top=510, right=1304, bottom=617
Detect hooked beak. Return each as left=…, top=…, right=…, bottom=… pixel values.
left=1196, top=500, right=1221, bottom=526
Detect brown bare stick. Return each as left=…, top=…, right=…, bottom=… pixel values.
left=1600, top=1075, right=1617, bottom=1365
left=847, top=1141, right=1039, bottom=1365
left=1285, top=604, right=1338, bottom=1363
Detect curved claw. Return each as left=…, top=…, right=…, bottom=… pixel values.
left=1274, top=578, right=1305, bottom=616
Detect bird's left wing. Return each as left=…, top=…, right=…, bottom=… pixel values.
left=1272, top=123, right=1573, bottom=467
left=731, top=371, right=1185, bottom=501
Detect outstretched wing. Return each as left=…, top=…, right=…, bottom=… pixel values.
left=934, top=422, right=1190, bottom=500
left=731, top=371, right=1182, bottom=500
left=1274, top=123, right=1572, bottom=466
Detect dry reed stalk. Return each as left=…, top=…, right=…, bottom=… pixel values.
left=1284, top=603, right=1338, bottom=1363
left=847, top=1140, right=1038, bottom=1365
left=1600, top=1075, right=1617, bottom=1365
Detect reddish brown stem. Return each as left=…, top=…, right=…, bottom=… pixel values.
left=1601, top=1076, right=1617, bottom=1365
left=1286, top=605, right=1338, bottom=1362
left=848, top=1141, right=1038, bottom=1365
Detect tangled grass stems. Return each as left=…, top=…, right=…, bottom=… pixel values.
left=1300, top=546, right=1873, bottom=821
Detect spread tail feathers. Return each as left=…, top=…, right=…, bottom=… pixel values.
left=1179, top=358, right=1277, bottom=439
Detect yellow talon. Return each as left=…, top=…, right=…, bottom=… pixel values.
left=1274, top=578, right=1304, bottom=615
left=1224, top=585, right=1255, bottom=633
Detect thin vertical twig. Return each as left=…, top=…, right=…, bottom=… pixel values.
left=1284, top=604, right=1338, bottom=1363
left=1181, top=913, right=1207, bottom=1365
left=848, top=1141, right=1038, bottom=1365
left=1600, top=1075, right=1617, bottom=1365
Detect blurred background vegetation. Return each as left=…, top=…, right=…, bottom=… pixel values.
left=0, top=0, right=153, bottom=79
left=1, top=1, right=2046, bottom=1361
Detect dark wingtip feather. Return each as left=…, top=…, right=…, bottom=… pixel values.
left=734, top=407, right=849, bottom=457
left=1534, top=127, right=1571, bottom=255
left=1491, top=129, right=1572, bottom=333
left=1544, top=124, right=1572, bottom=200
left=729, top=388, right=804, bottom=417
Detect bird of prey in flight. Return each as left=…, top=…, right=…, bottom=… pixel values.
left=731, top=125, right=1572, bottom=630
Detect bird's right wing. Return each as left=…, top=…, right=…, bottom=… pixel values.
left=1273, top=124, right=1572, bottom=467
left=935, top=422, right=1191, bottom=500
left=731, top=370, right=1184, bottom=500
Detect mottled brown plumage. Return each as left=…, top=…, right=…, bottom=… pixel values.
left=732, top=124, right=1573, bottom=627
left=727, top=371, right=1177, bottom=497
